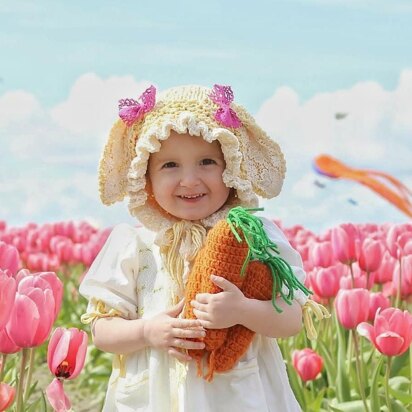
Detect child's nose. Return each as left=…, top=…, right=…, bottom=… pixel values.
left=179, top=170, right=201, bottom=187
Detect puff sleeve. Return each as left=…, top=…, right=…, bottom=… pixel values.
left=260, top=217, right=309, bottom=306
left=79, top=223, right=140, bottom=324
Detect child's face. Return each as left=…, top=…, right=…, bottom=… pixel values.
left=147, top=131, right=230, bottom=221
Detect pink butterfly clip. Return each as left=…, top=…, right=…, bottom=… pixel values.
left=209, top=84, right=242, bottom=129
left=118, top=85, right=156, bottom=126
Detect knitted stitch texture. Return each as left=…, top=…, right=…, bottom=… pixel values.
left=183, top=220, right=250, bottom=368
left=183, top=207, right=312, bottom=381
left=182, top=220, right=282, bottom=380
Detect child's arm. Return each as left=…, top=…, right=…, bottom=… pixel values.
left=191, top=275, right=302, bottom=338
left=93, top=299, right=206, bottom=360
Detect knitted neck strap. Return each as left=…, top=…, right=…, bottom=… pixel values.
left=227, top=207, right=312, bottom=313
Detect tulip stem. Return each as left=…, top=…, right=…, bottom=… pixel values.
left=349, top=262, right=355, bottom=287
left=395, top=257, right=402, bottom=309
left=24, top=347, right=35, bottom=402
left=15, top=348, right=29, bottom=412
left=352, top=330, right=370, bottom=412
left=0, top=354, right=7, bottom=381
left=385, top=356, right=393, bottom=412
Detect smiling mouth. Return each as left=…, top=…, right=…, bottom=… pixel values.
left=178, top=194, right=205, bottom=199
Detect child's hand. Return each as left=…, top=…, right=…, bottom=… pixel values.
left=191, top=275, right=246, bottom=329
left=143, top=299, right=206, bottom=362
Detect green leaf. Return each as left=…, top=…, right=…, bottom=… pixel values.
left=390, top=398, right=409, bottom=412
left=388, top=375, right=410, bottom=391
left=391, top=350, right=409, bottom=376
left=307, top=387, right=326, bottom=411
left=388, top=386, right=412, bottom=404
left=286, top=361, right=305, bottom=409
left=329, top=400, right=369, bottom=412
left=334, top=314, right=351, bottom=402
left=317, top=339, right=337, bottom=383
left=370, top=356, right=384, bottom=412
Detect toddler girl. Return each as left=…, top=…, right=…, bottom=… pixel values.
left=80, top=84, right=313, bottom=411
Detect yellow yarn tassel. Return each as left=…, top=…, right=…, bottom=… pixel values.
left=302, top=299, right=331, bottom=340
left=160, top=221, right=206, bottom=300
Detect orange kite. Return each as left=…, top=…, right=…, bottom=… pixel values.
left=313, top=154, right=412, bottom=218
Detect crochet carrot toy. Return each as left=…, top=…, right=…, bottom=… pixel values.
left=183, top=207, right=312, bottom=381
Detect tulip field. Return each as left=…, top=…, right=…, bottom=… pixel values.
left=0, top=218, right=411, bottom=411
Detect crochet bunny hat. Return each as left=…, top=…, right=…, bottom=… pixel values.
left=99, top=84, right=286, bottom=233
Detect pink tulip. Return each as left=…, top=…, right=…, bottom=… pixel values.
left=26, top=252, right=60, bottom=272
left=0, top=328, right=21, bottom=354
left=6, top=275, right=56, bottom=348
left=310, top=241, right=335, bottom=268
left=49, top=236, right=74, bottom=264
left=331, top=224, right=360, bottom=265
left=14, top=270, right=63, bottom=320
left=335, top=288, right=370, bottom=329
left=0, top=382, right=15, bottom=411
left=47, top=327, right=88, bottom=380
left=46, top=378, right=71, bottom=412
left=374, top=251, right=396, bottom=284
left=368, top=292, right=391, bottom=322
left=392, top=256, right=412, bottom=298
left=357, top=307, right=412, bottom=356
left=292, top=348, right=324, bottom=382
left=0, top=241, right=20, bottom=275
left=358, top=238, right=382, bottom=273
left=310, top=265, right=341, bottom=298
left=340, top=274, right=367, bottom=290
left=0, top=270, right=17, bottom=329
left=386, top=224, right=412, bottom=259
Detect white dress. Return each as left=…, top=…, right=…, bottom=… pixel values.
left=79, top=218, right=307, bottom=412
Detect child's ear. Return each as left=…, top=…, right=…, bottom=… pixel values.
left=99, top=119, right=134, bottom=205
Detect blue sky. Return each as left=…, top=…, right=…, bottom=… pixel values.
left=1, top=0, right=411, bottom=231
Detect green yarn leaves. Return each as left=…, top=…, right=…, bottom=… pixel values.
left=227, top=206, right=311, bottom=313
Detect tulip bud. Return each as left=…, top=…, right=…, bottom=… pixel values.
left=358, top=238, right=382, bottom=273
left=0, top=382, right=16, bottom=411
left=331, top=224, right=360, bottom=265
left=335, top=288, right=370, bottom=329
left=292, top=348, right=323, bottom=382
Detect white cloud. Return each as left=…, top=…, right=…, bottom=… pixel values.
left=0, top=91, right=43, bottom=127
left=255, top=70, right=412, bottom=230
left=256, top=69, right=412, bottom=169
left=1, top=71, right=411, bottom=231
left=50, top=73, right=153, bottom=136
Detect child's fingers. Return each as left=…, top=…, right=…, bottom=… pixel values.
left=172, top=327, right=206, bottom=339
left=195, top=293, right=211, bottom=303
left=210, top=275, right=238, bottom=291
left=190, top=300, right=207, bottom=312
left=168, top=347, right=192, bottom=362
left=173, top=318, right=204, bottom=329
left=172, top=338, right=205, bottom=351
left=165, top=299, right=185, bottom=317
left=192, top=308, right=211, bottom=322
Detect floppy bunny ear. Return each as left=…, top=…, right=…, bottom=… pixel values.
left=98, top=119, right=134, bottom=205
left=235, top=106, right=286, bottom=199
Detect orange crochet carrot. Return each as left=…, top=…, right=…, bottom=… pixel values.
left=205, top=260, right=274, bottom=380
left=183, top=219, right=250, bottom=366
left=183, top=207, right=311, bottom=380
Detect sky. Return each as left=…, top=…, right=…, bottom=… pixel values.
left=1, top=0, right=411, bottom=233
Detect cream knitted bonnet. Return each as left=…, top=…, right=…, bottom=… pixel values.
left=99, top=84, right=286, bottom=233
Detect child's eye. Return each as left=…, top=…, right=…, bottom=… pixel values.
left=162, top=162, right=177, bottom=169
left=201, top=159, right=217, bottom=165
